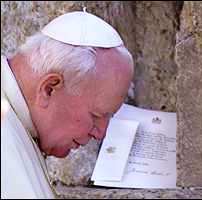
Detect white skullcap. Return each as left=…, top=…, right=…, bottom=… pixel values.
left=41, top=10, right=123, bottom=48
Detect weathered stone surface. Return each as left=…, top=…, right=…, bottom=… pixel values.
left=46, top=139, right=100, bottom=186
left=131, top=1, right=179, bottom=112
left=175, top=1, right=202, bottom=187
left=55, top=184, right=202, bottom=199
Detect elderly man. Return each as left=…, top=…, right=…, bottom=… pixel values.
left=1, top=11, right=134, bottom=199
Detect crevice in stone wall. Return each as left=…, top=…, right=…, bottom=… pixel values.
left=175, top=1, right=184, bottom=31
left=173, top=1, right=184, bottom=49
left=172, top=1, right=184, bottom=113
left=176, top=33, right=194, bottom=47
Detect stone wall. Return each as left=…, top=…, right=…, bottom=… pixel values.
left=175, top=1, right=202, bottom=187
left=1, top=1, right=202, bottom=198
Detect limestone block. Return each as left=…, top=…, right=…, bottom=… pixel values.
left=175, top=1, right=202, bottom=187
left=46, top=139, right=100, bottom=186
left=131, top=1, right=179, bottom=112
left=55, top=185, right=202, bottom=199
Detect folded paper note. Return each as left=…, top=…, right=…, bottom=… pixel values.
left=91, top=104, right=176, bottom=189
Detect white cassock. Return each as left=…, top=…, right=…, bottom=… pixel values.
left=1, top=56, right=56, bottom=199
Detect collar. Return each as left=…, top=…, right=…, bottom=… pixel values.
left=1, top=55, right=37, bottom=137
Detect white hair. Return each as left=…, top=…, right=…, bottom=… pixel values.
left=19, top=33, right=97, bottom=75
left=18, top=33, right=133, bottom=94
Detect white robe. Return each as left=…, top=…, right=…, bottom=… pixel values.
left=1, top=56, right=56, bottom=199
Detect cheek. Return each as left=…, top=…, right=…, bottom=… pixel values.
left=54, top=112, right=93, bottom=139
left=73, top=115, right=94, bottom=135
left=40, top=106, right=94, bottom=147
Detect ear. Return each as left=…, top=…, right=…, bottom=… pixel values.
left=36, top=73, right=64, bottom=108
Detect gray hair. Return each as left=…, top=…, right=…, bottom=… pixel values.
left=18, top=33, right=133, bottom=95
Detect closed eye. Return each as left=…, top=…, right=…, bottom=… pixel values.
left=90, top=112, right=114, bottom=120
left=91, top=113, right=102, bottom=120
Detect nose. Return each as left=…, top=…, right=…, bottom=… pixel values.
left=89, top=118, right=110, bottom=140
left=90, top=127, right=106, bottom=140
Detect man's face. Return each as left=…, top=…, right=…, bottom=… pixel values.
left=33, top=48, right=133, bottom=158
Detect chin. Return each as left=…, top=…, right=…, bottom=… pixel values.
left=50, top=148, right=71, bottom=158
left=39, top=141, right=71, bottom=158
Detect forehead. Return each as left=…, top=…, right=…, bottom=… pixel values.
left=94, top=47, right=133, bottom=78
left=92, top=87, right=126, bottom=116
left=90, top=48, right=133, bottom=114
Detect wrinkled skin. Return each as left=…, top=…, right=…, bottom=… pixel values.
left=10, top=47, right=133, bottom=158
